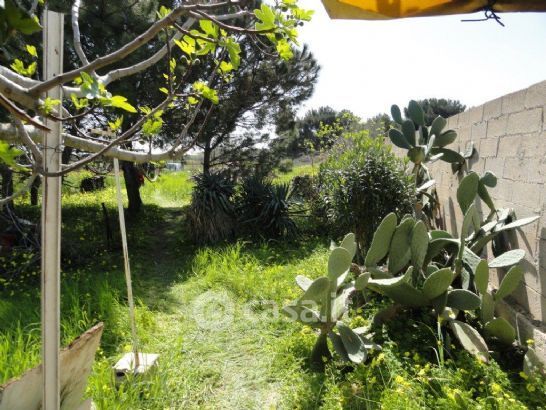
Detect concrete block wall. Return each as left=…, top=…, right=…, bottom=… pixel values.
left=391, top=80, right=546, bottom=358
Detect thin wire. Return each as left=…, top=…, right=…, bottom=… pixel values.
left=461, top=1, right=505, bottom=27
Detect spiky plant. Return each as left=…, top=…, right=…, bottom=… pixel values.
left=187, top=171, right=236, bottom=245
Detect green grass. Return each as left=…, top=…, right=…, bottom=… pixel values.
left=1, top=170, right=545, bottom=409
left=274, top=163, right=317, bottom=184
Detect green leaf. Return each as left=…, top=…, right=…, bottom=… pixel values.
left=429, top=147, right=465, bottom=164
left=461, top=204, right=480, bottom=240
left=447, top=289, right=481, bottom=311
left=276, top=39, right=293, bottom=60
left=328, top=247, right=352, bottom=283
left=484, top=318, right=516, bottom=344
left=340, top=233, right=357, bottom=260
left=5, top=0, right=41, bottom=35
left=337, top=322, right=367, bottom=363
left=0, top=140, right=23, bottom=166
left=429, top=116, right=447, bottom=138
left=495, top=265, right=523, bottom=301
left=401, top=120, right=416, bottom=146
left=391, top=105, right=403, bottom=124
left=388, top=218, right=415, bottom=274
left=254, top=3, right=276, bottom=30
left=10, top=59, right=36, bottom=77
left=474, top=260, right=489, bottom=295
left=224, top=37, right=241, bottom=69
left=174, top=38, right=195, bottom=55
left=328, top=331, right=350, bottom=362
left=489, top=249, right=525, bottom=268
left=365, top=213, right=397, bottom=267
left=433, top=130, right=457, bottom=148
left=25, top=44, right=37, bottom=57
left=457, top=172, right=479, bottom=214
left=480, top=171, right=497, bottom=188
left=199, top=20, right=219, bottom=39
left=478, top=180, right=496, bottom=213
left=295, top=275, right=312, bottom=291
left=355, top=272, right=370, bottom=291
left=497, top=215, right=540, bottom=233
left=480, top=292, right=495, bottom=323
left=410, top=221, right=428, bottom=268
left=193, top=81, right=219, bottom=104
left=282, top=304, right=320, bottom=326
left=450, top=320, right=489, bottom=362
left=109, top=95, right=137, bottom=113
left=423, top=268, right=453, bottom=300
left=407, top=146, right=426, bottom=164
left=388, top=128, right=411, bottom=149
left=368, top=267, right=426, bottom=307
left=298, top=276, right=330, bottom=305
left=407, top=100, right=425, bottom=127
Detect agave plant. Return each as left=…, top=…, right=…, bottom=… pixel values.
left=237, top=176, right=300, bottom=239
left=283, top=234, right=379, bottom=371
left=187, top=171, right=236, bottom=245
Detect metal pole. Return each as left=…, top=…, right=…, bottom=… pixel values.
left=113, top=158, right=140, bottom=368
left=41, top=9, right=64, bottom=410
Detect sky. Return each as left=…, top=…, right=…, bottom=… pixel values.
left=295, top=1, right=546, bottom=119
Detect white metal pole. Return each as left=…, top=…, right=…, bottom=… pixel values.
left=41, top=9, right=64, bottom=410
left=113, top=158, right=140, bottom=368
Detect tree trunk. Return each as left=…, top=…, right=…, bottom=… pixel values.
left=121, top=160, right=142, bottom=214
left=0, top=165, right=14, bottom=211
left=202, top=142, right=212, bottom=175
left=30, top=176, right=40, bottom=206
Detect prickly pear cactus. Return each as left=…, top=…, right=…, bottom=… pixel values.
left=283, top=233, right=379, bottom=371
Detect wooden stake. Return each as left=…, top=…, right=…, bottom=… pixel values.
left=113, top=158, right=140, bottom=368
left=41, top=9, right=63, bottom=410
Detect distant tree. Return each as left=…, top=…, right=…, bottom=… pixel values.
left=172, top=44, right=319, bottom=176
left=361, top=113, right=392, bottom=139
left=406, top=98, right=466, bottom=126
left=274, top=107, right=358, bottom=158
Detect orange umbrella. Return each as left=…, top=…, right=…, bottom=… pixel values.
left=321, top=0, right=546, bottom=19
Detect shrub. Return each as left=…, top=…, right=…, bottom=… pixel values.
left=277, top=158, right=294, bottom=173
left=187, top=171, right=236, bottom=245
left=317, top=132, right=413, bottom=259
left=237, top=176, right=299, bottom=239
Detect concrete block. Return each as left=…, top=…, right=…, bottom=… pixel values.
left=496, top=299, right=546, bottom=364
left=511, top=284, right=546, bottom=323
left=484, top=157, right=505, bottom=177
left=516, top=132, right=546, bottom=159
left=446, top=114, right=459, bottom=129
left=510, top=182, right=542, bottom=209
left=487, top=115, right=508, bottom=138
left=468, top=105, right=484, bottom=125
left=493, top=178, right=514, bottom=202
left=503, top=157, right=526, bottom=181
left=497, top=135, right=520, bottom=157
left=479, top=138, right=498, bottom=158
left=472, top=121, right=487, bottom=140
left=507, top=108, right=542, bottom=135
left=525, top=80, right=546, bottom=109
left=525, top=157, right=545, bottom=184
left=483, top=97, right=502, bottom=120
left=456, top=125, right=471, bottom=143
left=502, top=89, right=526, bottom=114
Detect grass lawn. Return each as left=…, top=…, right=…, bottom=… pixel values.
left=1, top=167, right=544, bottom=409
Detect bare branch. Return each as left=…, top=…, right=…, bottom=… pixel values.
left=0, top=92, right=50, bottom=131
left=0, top=172, right=38, bottom=206
left=71, top=0, right=91, bottom=67
left=13, top=117, right=42, bottom=163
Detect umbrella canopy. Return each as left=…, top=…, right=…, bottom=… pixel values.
left=321, top=0, right=546, bottom=19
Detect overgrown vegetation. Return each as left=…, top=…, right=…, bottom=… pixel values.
left=317, top=132, right=414, bottom=260
left=1, top=168, right=545, bottom=409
